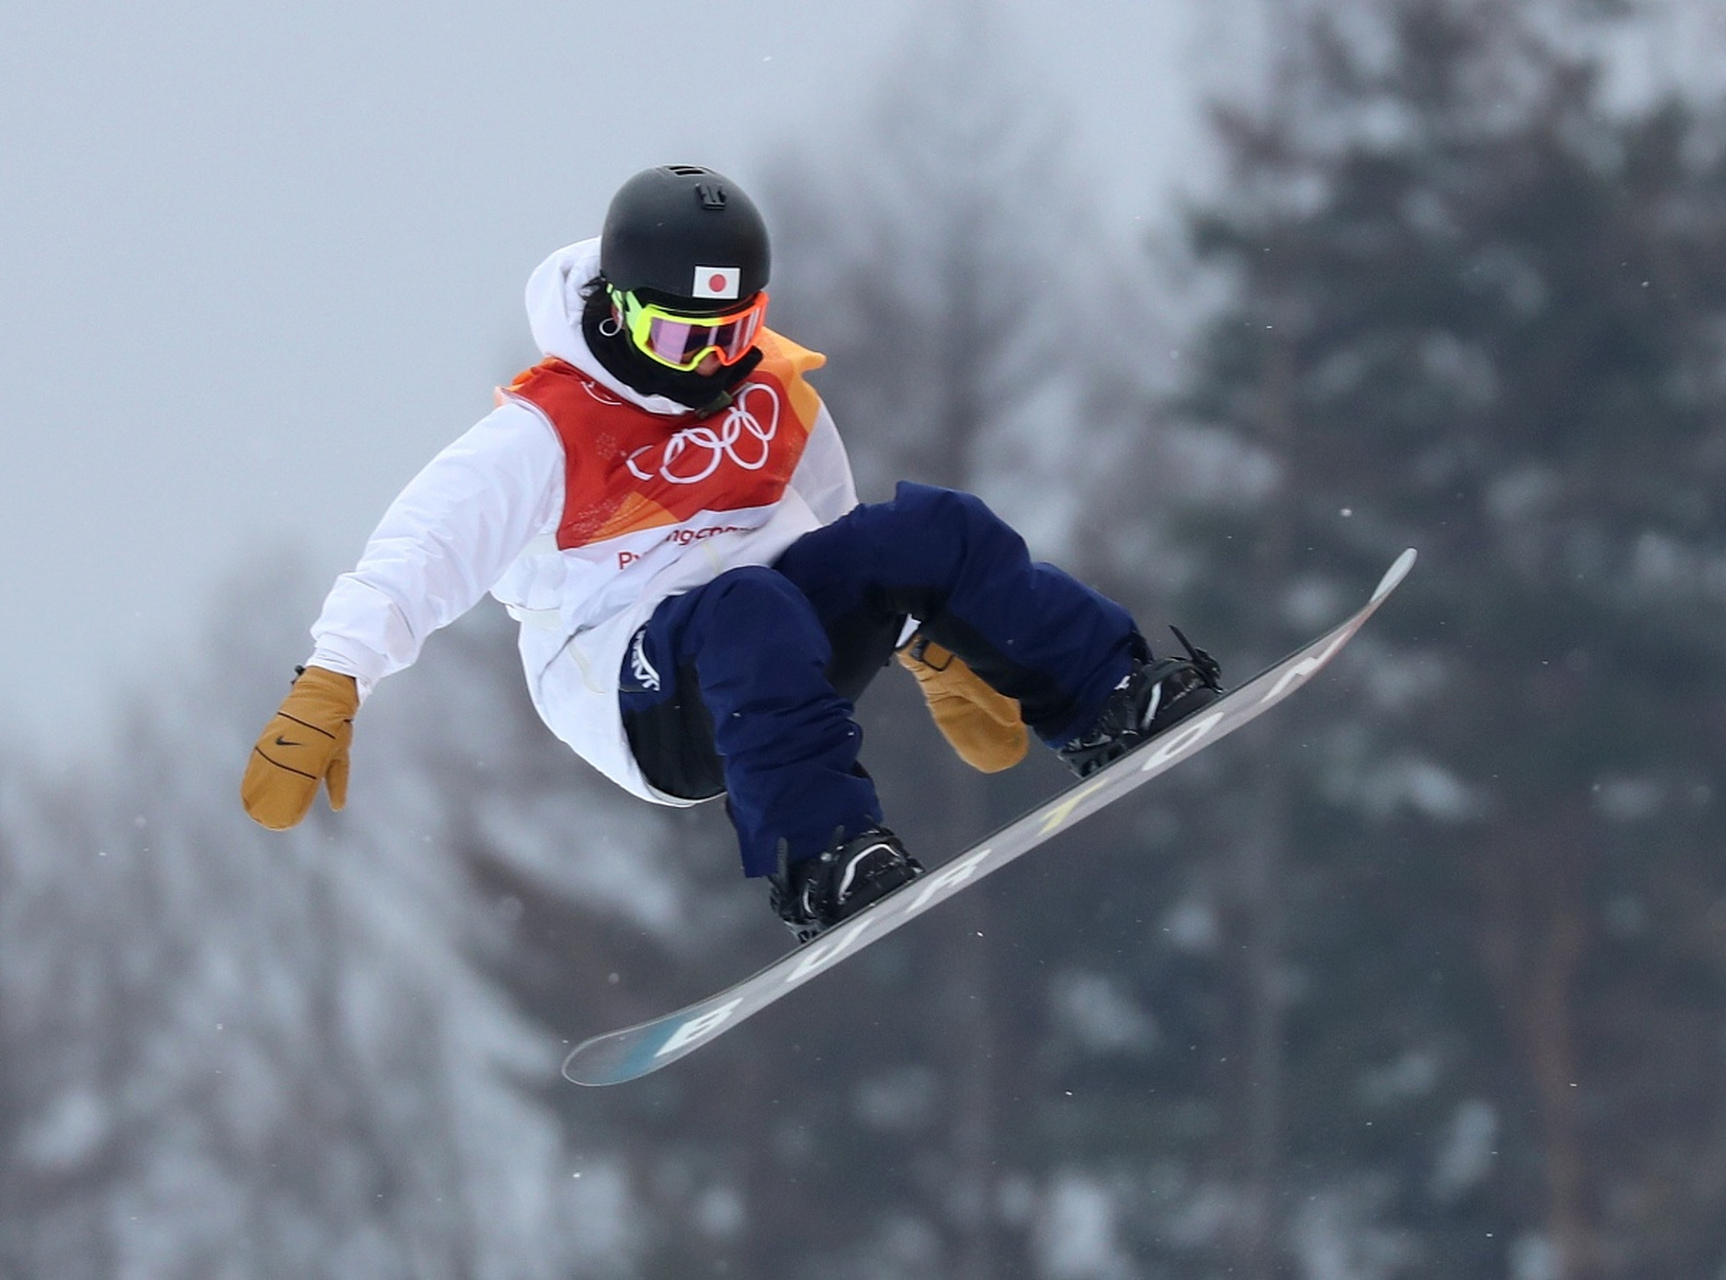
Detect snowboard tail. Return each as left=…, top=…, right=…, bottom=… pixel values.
left=563, top=549, right=1417, bottom=1086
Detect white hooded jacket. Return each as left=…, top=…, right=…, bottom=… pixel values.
left=305, top=239, right=860, bottom=803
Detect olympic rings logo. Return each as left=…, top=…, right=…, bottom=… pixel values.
left=625, top=383, right=781, bottom=486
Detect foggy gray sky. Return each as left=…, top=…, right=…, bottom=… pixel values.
left=4, top=0, right=1260, bottom=759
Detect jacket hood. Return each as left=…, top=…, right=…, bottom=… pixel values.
left=522, top=238, right=690, bottom=416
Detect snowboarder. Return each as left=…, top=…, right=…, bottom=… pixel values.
left=240, top=163, right=1222, bottom=941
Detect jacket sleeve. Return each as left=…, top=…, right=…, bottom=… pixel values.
left=307, top=402, right=564, bottom=695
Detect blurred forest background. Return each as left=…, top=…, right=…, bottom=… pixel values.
left=5, top=0, right=1726, bottom=1276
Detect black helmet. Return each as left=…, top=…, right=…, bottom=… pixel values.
left=600, top=165, right=770, bottom=308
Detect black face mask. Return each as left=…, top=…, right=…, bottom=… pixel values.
left=580, top=284, right=763, bottom=415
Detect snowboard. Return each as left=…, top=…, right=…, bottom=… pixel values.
left=563, top=548, right=1416, bottom=1086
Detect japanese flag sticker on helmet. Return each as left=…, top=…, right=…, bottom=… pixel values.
left=693, top=266, right=741, bottom=300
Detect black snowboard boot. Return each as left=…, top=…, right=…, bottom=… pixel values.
left=1058, top=628, right=1224, bottom=778
left=769, top=827, right=924, bottom=943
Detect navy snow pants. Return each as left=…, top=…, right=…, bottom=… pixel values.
left=618, top=483, right=1144, bottom=877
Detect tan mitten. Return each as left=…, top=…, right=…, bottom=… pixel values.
left=241, top=666, right=359, bottom=830
left=897, top=635, right=1028, bottom=773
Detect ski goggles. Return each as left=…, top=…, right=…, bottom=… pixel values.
left=609, top=286, right=769, bottom=372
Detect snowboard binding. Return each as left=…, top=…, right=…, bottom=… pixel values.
left=769, top=828, right=925, bottom=944
left=1059, top=627, right=1224, bottom=778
